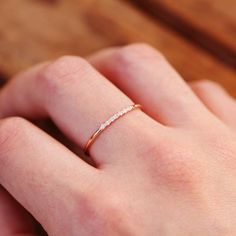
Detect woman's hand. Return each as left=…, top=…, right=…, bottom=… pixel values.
left=0, top=44, right=236, bottom=235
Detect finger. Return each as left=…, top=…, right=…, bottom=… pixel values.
left=0, top=56, right=163, bottom=165
left=88, top=44, right=214, bottom=128
left=0, top=186, right=39, bottom=235
left=0, top=117, right=95, bottom=234
left=190, top=80, right=236, bottom=128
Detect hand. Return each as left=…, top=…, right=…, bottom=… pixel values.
left=0, top=44, right=236, bottom=235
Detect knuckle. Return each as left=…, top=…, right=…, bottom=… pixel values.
left=191, top=79, right=222, bottom=91
left=140, top=132, right=204, bottom=192
left=37, top=56, right=90, bottom=93
left=92, top=194, right=130, bottom=233
left=116, top=43, right=165, bottom=66
left=123, top=43, right=160, bottom=55
left=70, top=183, right=131, bottom=233
left=52, top=56, right=90, bottom=75
left=157, top=152, right=203, bottom=192
left=100, top=197, right=131, bottom=232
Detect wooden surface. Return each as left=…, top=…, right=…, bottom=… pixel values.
left=0, top=0, right=236, bottom=96
left=130, top=0, right=236, bottom=68
left=156, top=0, right=236, bottom=55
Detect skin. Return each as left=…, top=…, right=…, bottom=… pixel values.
left=0, top=43, right=235, bottom=235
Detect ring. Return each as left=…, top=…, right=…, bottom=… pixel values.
left=84, top=104, right=142, bottom=154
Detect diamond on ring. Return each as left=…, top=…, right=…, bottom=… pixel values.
left=84, top=104, right=142, bottom=155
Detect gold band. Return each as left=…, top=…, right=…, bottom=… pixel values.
left=84, top=104, right=141, bottom=155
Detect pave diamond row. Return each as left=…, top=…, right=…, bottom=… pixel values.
left=84, top=104, right=141, bottom=154
left=99, top=105, right=138, bottom=131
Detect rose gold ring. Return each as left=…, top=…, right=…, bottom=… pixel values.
left=84, top=104, right=142, bottom=155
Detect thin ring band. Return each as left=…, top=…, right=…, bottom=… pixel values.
left=84, top=104, right=142, bottom=154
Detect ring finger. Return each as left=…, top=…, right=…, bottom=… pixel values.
left=88, top=44, right=215, bottom=128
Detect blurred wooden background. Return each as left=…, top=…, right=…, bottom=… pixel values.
left=0, top=0, right=236, bottom=95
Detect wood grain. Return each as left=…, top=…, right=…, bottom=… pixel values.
left=0, top=0, right=109, bottom=77
left=129, top=0, right=236, bottom=69
left=0, top=0, right=235, bottom=96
